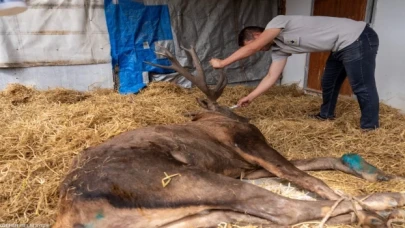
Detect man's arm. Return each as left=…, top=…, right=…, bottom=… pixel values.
left=237, top=58, right=288, bottom=107
left=210, top=28, right=281, bottom=68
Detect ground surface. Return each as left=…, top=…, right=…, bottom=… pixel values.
left=0, top=82, right=404, bottom=227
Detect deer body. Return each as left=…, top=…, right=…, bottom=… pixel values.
left=54, top=111, right=405, bottom=228
left=54, top=46, right=405, bottom=228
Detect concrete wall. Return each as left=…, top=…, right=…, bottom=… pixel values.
left=0, top=64, right=114, bottom=91
left=281, top=0, right=312, bottom=88
left=283, top=0, right=405, bottom=112
left=372, top=0, right=405, bottom=112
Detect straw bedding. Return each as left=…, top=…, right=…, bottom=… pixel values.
left=0, top=82, right=404, bottom=227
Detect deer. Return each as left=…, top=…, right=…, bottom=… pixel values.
left=53, top=44, right=405, bottom=228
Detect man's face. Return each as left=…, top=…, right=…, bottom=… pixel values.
left=243, top=32, right=272, bottom=51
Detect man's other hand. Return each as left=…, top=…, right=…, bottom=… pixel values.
left=209, top=58, right=224, bottom=68
left=237, top=96, right=253, bottom=107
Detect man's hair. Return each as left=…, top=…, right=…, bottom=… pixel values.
left=238, top=26, right=265, bottom=46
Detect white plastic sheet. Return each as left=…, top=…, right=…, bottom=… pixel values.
left=0, top=0, right=111, bottom=67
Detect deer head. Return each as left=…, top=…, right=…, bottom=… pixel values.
left=145, top=45, right=249, bottom=123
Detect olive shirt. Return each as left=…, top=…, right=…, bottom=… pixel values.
left=265, top=15, right=367, bottom=61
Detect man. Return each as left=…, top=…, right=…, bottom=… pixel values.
left=209, top=15, right=380, bottom=131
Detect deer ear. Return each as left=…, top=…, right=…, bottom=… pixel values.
left=183, top=112, right=201, bottom=121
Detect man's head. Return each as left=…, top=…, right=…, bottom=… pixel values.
left=238, top=26, right=272, bottom=51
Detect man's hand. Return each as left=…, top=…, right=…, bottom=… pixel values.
left=237, top=96, right=253, bottom=107
left=209, top=58, right=224, bottom=69
left=236, top=58, right=287, bottom=108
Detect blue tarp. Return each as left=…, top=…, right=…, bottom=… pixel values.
left=104, top=0, right=174, bottom=94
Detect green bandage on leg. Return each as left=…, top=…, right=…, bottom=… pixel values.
left=341, top=153, right=378, bottom=174
left=341, top=153, right=391, bottom=181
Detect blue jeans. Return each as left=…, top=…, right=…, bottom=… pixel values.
left=319, top=25, right=380, bottom=129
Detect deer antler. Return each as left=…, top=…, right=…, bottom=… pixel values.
left=145, top=44, right=227, bottom=102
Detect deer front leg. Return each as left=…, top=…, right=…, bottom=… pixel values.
left=244, top=156, right=397, bottom=182
left=292, top=155, right=398, bottom=182
left=229, top=124, right=402, bottom=200
left=232, top=142, right=340, bottom=200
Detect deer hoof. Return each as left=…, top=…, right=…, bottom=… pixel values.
left=387, top=209, right=405, bottom=227
left=357, top=210, right=387, bottom=228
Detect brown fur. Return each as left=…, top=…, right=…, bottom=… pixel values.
left=54, top=110, right=405, bottom=228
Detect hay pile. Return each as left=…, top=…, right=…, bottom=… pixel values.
left=0, top=82, right=404, bottom=226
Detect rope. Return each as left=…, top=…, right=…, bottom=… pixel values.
left=387, top=218, right=405, bottom=227
left=318, top=190, right=372, bottom=228
left=318, top=196, right=346, bottom=228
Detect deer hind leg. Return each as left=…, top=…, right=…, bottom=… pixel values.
left=149, top=168, right=337, bottom=226
left=56, top=166, right=310, bottom=227
left=156, top=168, right=405, bottom=227
left=160, top=210, right=276, bottom=228
left=55, top=167, right=405, bottom=228
left=161, top=210, right=385, bottom=228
